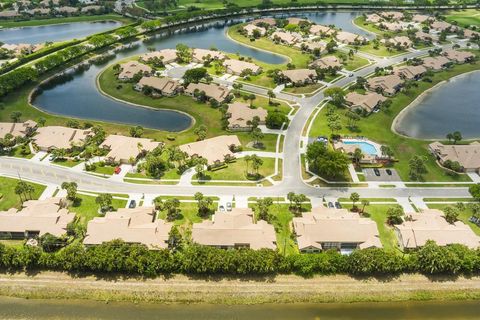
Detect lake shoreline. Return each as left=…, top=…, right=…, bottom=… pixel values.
left=1, top=272, right=480, bottom=305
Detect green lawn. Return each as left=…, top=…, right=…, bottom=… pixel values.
left=353, top=16, right=383, bottom=35
left=427, top=203, right=480, bottom=236
left=68, top=194, right=127, bottom=226
left=157, top=202, right=205, bottom=227
left=354, top=43, right=407, bottom=57
left=0, top=177, right=46, bottom=211
left=195, top=157, right=276, bottom=181
left=0, top=14, right=133, bottom=28
left=52, top=159, right=82, bottom=168
left=308, top=59, right=480, bottom=182
left=445, top=9, right=480, bottom=28
left=283, top=83, right=324, bottom=95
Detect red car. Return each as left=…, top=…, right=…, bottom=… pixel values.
left=114, top=166, right=121, bottom=174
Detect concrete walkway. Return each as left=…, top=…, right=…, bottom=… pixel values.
left=38, top=184, right=58, bottom=200
left=468, top=172, right=480, bottom=183
left=178, top=167, right=196, bottom=186
left=348, top=164, right=360, bottom=183
left=395, top=197, right=416, bottom=213
left=410, top=197, right=429, bottom=210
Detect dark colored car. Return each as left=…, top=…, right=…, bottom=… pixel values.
left=374, top=168, right=381, bottom=176
left=128, top=200, right=136, bottom=209
left=386, top=169, right=392, bottom=176
left=328, top=202, right=334, bottom=208
left=335, top=202, right=342, bottom=209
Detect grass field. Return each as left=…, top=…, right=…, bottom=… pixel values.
left=195, top=157, right=276, bottom=181
left=0, top=177, right=46, bottom=211
left=445, top=9, right=480, bottom=28
left=68, top=194, right=127, bottom=226
left=0, top=14, right=133, bottom=28
left=308, top=59, right=480, bottom=182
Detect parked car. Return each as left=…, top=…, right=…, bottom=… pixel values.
left=114, top=166, right=122, bottom=174
left=374, top=168, right=381, bottom=176
left=128, top=200, right=136, bottom=209
left=218, top=205, right=225, bottom=212
left=386, top=169, right=392, bottom=176
left=335, top=202, right=342, bottom=209
left=226, top=202, right=232, bottom=211
left=328, top=202, right=334, bottom=208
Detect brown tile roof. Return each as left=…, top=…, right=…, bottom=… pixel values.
left=179, top=135, right=241, bottom=165
left=184, top=82, right=231, bottom=102
left=429, top=141, right=480, bottom=171
left=383, top=36, right=412, bottom=48
left=412, top=14, right=433, bottom=23
left=422, top=56, right=450, bottom=70
left=415, top=31, right=433, bottom=41
left=431, top=20, right=457, bottom=32
left=223, top=59, right=261, bottom=75
left=287, top=17, right=309, bottom=25
left=271, top=30, right=303, bottom=45
left=380, top=22, right=403, bottom=32
left=118, top=61, right=152, bottom=80
left=100, top=134, right=161, bottom=164
left=443, top=49, right=475, bottom=63
left=309, top=55, right=342, bottom=70
left=345, top=91, right=386, bottom=113
left=281, top=68, right=317, bottom=83
left=192, top=48, right=226, bottom=62
left=243, top=24, right=267, bottom=37
left=366, top=74, right=403, bottom=95
left=0, top=121, right=37, bottom=139
left=335, top=31, right=365, bottom=44
left=136, top=76, right=181, bottom=95
left=380, top=11, right=404, bottom=20
left=309, top=24, right=334, bottom=35
left=366, top=13, right=382, bottom=23
left=141, top=49, right=177, bottom=64
left=252, top=17, right=276, bottom=26
left=393, top=65, right=427, bottom=80
left=34, top=126, right=91, bottom=150
left=227, top=101, right=267, bottom=129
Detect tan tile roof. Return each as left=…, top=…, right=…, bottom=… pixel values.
left=412, top=14, right=432, bottom=23
left=345, top=92, right=386, bottom=113
left=243, top=24, right=267, bottom=37
left=179, top=135, right=241, bottom=165
left=34, top=126, right=91, bottom=150
left=184, top=82, right=231, bottom=102
left=192, top=48, right=226, bottom=61
left=383, top=36, right=412, bottom=47
left=118, top=61, right=152, bottom=80
left=287, top=17, right=309, bottom=25
left=223, top=59, right=261, bottom=75
left=136, top=76, right=181, bottom=95
left=84, top=207, right=172, bottom=249
left=295, top=40, right=327, bottom=52
left=443, top=49, right=475, bottom=63
left=309, top=55, right=342, bottom=70
left=422, top=56, right=450, bottom=70
left=366, top=13, right=382, bottom=23
left=395, top=209, right=480, bottom=249
left=393, top=65, right=427, bottom=79
left=271, top=30, right=302, bottom=45
left=415, top=31, right=433, bottom=41
left=192, top=208, right=277, bottom=250
left=81, top=5, right=101, bottom=12
left=55, top=6, right=78, bottom=13
left=336, top=31, right=365, bottom=44
left=429, top=141, right=480, bottom=171
left=380, top=11, right=404, bottom=20
left=380, top=22, right=403, bottom=32
left=281, top=68, right=317, bottom=83
left=100, top=134, right=161, bottom=164
left=227, top=101, right=267, bottom=129
left=0, top=198, right=74, bottom=237
left=293, top=206, right=382, bottom=251
left=309, top=24, right=334, bottom=35
left=0, top=121, right=37, bottom=139
left=367, top=74, right=403, bottom=95
left=464, top=29, right=480, bottom=39
left=141, top=49, right=177, bottom=64
left=252, top=17, right=276, bottom=26
left=0, top=10, right=21, bottom=17
left=431, top=20, right=456, bottom=32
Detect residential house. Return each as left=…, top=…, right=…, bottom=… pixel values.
left=134, top=76, right=181, bottom=97
left=243, top=24, right=267, bottom=37
left=431, top=20, right=457, bottom=32
left=55, top=6, right=78, bottom=14
left=226, top=101, right=267, bottom=131
left=281, top=69, right=317, bottom=85
left=84, top=207, right=172, bottom=249
left=429, top=141, right=480, bottom=173
left=380, top=11, right=404, bottom=20
left=118, top=61, right=152, bottom=81
left=415, top=31, right=433, bottom=42
left=365, top=13, right=382, bottom=24
left=271, top=30, right=303, bottom=45
left=366, top=74, right=403, bottom=96
left=309, top=24, right=334, bottom=36
left=0, top=120, right=37, bottom=139
left=382, top=36, right=413, bottom=48
left=443, top=49, right=475, bottom=64
left=140, top=49, right=177, bottom=65
left=100, top=135, right=162, bottom=164
left=184, top=82, right=231, bottom=103
left=463, top=29, right=480, bottom=40
left=393, top=65, right=427, bottom=80
left=412, top=14, right=432, bottom=24
left=335, top=31, right=366, bottom=45
left=0, top=198, right=74, bottom=239
left=395, top=209, right=480, bottom=250
left=295, top=40, right=327, bottom=53
left=81, top=5, right=102, bottom=13
left=33, top=126, right=91, bottom=151
left=309, top=56, right=342, bottom=70
left=0, top=10, right=21, bottom=18
left=287, top=17, right=309, bottom=25
left=345, top=91, right=387, bottom=114
left=251, top=17, right=276, bottom=27
left=223, top=59, right=261, bottom=75
left=422, top=56, right=451, bottom=71
left=292, top=206, right=382, bottom=253
left=179, top=135, right=241, bottom=165
left=192, top=48, right=226, bottom=63
left=192, top=208, right=276, bottom=250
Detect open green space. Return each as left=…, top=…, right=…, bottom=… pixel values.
left=308, top=59, right=480, bottom=182
left=0, top=14, right=133, bottom=28
left=445, top=9, right=480, bottom=28
left=353, top=16, right=383, bottom=35
left=195, top=157, right=276, bottom=181
left=157, top=202, right=205, bottom=227
left=353, top=42, right=407, bottom=57
left=0, top=177, right=46, bottom=211
left=428, top=203, right=480, bottom=236
left=52, top=159, right=82, bottom=168
left=68, top=194, right=127, bottom=226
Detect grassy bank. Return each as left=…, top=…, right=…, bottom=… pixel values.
left=1, top=272, right=480, bottom=304
left=0, top=177, right=45, bottom=211
left=445, top=9, right=480, bottom=28
left=0, top=14, right=133, bottom=28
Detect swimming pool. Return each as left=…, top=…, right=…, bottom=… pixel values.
left=343, top=140, right=379, bottom=156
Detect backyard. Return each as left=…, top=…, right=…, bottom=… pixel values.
left=0, top=177, right=46, bottom=211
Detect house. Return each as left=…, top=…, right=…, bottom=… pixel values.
left=118, top=61, right=152, bottom=80
left=393, top=65, right=427, bottom=80
left=184, top=82, right=231, bottom=103
left=40, top=0, right=60, bottom=6
left=335, top=31, right=366, bottom=45
left=55, top=6, right=78, bottom=14
left=192, top=208, right=276, bottom=250
left=226, top=101, right=267, bottom=131
left=281, top=69, right=317, bottom=85
left=242, top=24, right=266, bottom=37
left=81, top=5, right=102, bottom=13
left=443, top=49, right=475, bottom=64
left=0, top=198, right=74, bottom=239
left=0, top=120, right=37, bottom=139
left=1, top=43, right=44, bottom=56
left=251, top=17, right=276, bottom=27
left=296, top=40, right=327, bottom=53
left=192, top=48, right=226, bottom=63
left=271, top=30, right=303, bottom=45
left=380, top=11, right=404, bottom=20
left=431, top=20, right=457, bottom=32
left=463, top=29, right=480, bottom=40
left=366, top=74, right=403, bottom=96
left=382, top=36, right=412, bottom=48
left=84, top=207, right=172, bottom=249
left=309, top=24, right=334, bottom=36
left=134, top=76, right=181, bottom=97
left=287, top=17, right=309, bottom=25
left=309, top=56, right=342, bottom=70
left=25, top=8, right=50, bottom=15
left=380, top=22, right=404, bottom=32
left=292, top=206, right=382, bottom=253
left=429, top=141, right=480, bottom=173
left=223, top=59, right=261, bottom=75
left=140, top=49, right=177, bottom=64
left=345, top=92, right=387, bottom=113
left=415, top=31, right=433, bottom=42
left=0, top=10, right=21, bottom=18
left=365, top=13, right=382, bottom=24
left=33, top=126, right=91, bottom=151
left=395, top=209, right=480, bottom=250
left=100, top=135, right=162, bottom=164
left=412, top=14, right=432, bottom=24
left=179, top=135, right=241, bottom=165
left=422, top=56, right=451, bottom=71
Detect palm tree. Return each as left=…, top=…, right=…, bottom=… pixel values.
left=360, top=200, right=370, bottom=215
left=244, top=155, right=252, bottom=176
left=250, top=155, right=263, bottom=177
left=15, top=181, right=26, bottom=203
left=267, top=90, right=276, bottom=104
left=352, top=148, right=364, bottom=166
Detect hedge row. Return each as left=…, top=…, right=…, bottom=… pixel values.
left=1, top=240, right=479, bottom=277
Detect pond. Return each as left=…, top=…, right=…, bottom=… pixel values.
left=394, top=71, right=480, bottom=140
left=0, top=21, right=123, bottom=44
left=0, top=297, right=479, bottom=319
left=31, top=11, right=372, bottom=131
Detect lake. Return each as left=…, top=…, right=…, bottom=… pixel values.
left=0, top=297, right=479, bottom=319
left=394, top=71, right=480, bottom=139
left=0, top=21, right=122, bottom=44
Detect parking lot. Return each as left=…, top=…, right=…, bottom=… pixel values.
left=362, top=168, right=401, bottom=182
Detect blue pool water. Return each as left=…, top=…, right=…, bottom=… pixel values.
left=343, top=141, right=378, bottom=155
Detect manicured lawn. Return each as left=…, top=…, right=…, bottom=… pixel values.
left=196, top=157, right=276, bottom=181
left=336, top=53, right=370, bottom=71
left=0, top=14, right=133, bottom=28
left=445, top=9, right=480, bottom=28
left=90, top=164, right=116, bottom=175
left=308, top=59, right=480, bottom=182
left=126, top=166, right=183, bottom=180
left=283, top=83, right=324, bottom=94
left=354, top=43, right=407, bottom=57
left=427, top=203, right=480, bottom=236
left=353, top=16, right=383, bottom=35
left=157, top=202, right=205, bottom=227
left=52, top=159, right=82, bottom=168
left=68, top=194, right=127, bottom=226
left=0, top=177, right=46, bottom=211
left=3, top=146, right=34, bottom=159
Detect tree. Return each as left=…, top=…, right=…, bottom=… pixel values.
left=287, top=192, right=308, bottom=215
left=324, top=86, right=345, bottom=107
left=194, top=125, right=207, bottom=141
left=408, top=155, right=428, bottom=181
left=256, top=197, right=273, bottom=221
left=386, top=206, right=404, bottom=225
left=352, top=148, right=363, bottom=166
left=61, top=181, right=78, bottom=201
left=452, top=131, right=462, bottom=144
left=129, top=126, right=144, bottom=138
left=39, top=233, right=64, bottom=253
left=443, top=206, right=459, bottom=224
left=360, top=200, right=370, bottom=214
left=469, top=184, right=480, bottom=201
left=248, top=94, right=256, bottom=107
left=249, top=154, right=263, bottom=177
left=250, top=127, right=264, bottom=148
left=168, top=226, right=183, bottom=251
left=10, top=111, right=22, bottom=123
left=162, top=198, right=181, bottom=221
left=95, top=193, right=113, bottom=213
left=306, top=142, right=350, bottom=180
left=195, top=192, right=213, bottom=218
left=37, top=117, right=46, bottom=127
left=14, top=181, right=28, bottom=203
left=267, top=90, right=276, bottom=104
left=380, top=145, right=394, bottom=159
left=183, top=67, right=207, bottom=84
left=266, top=110, right=288, bottom=129
left=350, top=192, right=360, bottom=209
